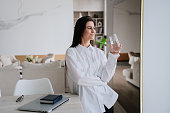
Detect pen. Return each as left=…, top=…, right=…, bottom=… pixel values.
left=16, top=95, right=24, bottom=102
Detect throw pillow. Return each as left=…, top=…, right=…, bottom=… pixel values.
left=0, top=56, right=12, bottom=67
left=0, top=61, right=2, bottom=68
left=42, top=57, right=55, bottom=63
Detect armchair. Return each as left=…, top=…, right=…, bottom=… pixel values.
left=123, top=52, right=140, bottom=88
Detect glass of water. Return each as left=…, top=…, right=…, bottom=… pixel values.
left=109, top=34, right=121, bottom=53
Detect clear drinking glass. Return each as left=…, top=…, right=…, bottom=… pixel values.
left=109, top=34, right=120, bottom=52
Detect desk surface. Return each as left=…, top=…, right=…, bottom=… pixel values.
left=0, top=93, right=83, bottom=113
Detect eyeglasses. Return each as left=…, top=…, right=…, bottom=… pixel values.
left=16, top=95, right=24, bottom=102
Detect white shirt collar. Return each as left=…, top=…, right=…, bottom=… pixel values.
left=76, top=44, right=94, bottom=53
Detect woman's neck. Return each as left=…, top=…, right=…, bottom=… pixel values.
left=81, top=39, right=90, bottom=48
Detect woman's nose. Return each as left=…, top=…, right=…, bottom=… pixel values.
left=91, top=28, right=96, bottom=33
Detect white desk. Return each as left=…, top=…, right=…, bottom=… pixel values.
left=0, top=93, right=83, bottom=113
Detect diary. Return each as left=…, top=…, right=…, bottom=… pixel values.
left=40, top=94, right=63, bottom=104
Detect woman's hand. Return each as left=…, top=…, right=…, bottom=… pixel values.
left=110, top=43, right=122, bottom=54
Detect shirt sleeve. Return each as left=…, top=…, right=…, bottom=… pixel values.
left=98, top=51, right=120, bottom=83
left=66, top=48, right=105, bottom=86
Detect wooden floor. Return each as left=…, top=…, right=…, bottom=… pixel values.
left=114, top=101, right=127, bottom=113
left=108, top=66, right=140, bottom=113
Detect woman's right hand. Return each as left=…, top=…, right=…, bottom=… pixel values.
left=110, top=43, right=122, bottom=54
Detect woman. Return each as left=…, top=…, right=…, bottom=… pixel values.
left=66, top=16, right=122, bottom=113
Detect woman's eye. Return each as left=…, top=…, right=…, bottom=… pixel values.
left=87, top=27, right=95, bottom=30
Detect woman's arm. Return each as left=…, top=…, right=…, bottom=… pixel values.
left=66, top=48, right=105, bottom=86
left=98, top=51, right=120, bottom=83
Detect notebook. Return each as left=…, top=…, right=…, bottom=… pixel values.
left=40, top=94, right=63, bottom=104
left=18, top=96, right=69, bottom=113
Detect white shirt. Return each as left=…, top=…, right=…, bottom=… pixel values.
left=66, top=44, right=120, bottom=113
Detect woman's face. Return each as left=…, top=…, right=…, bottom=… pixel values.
left=82, top=21, right=96, bottom=41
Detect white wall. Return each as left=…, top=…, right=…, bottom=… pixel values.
left=113, top=0, right=141, bottom=53
left=106, top=0, right=141, bottom=53
left=0, top=0, right=73, bottom=55
left=143, top=0, right=170, bottom=113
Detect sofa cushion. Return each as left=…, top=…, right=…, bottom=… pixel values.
left=21, top=60, right=65, bottom=93
left=21, top=60, right=61, bottom=69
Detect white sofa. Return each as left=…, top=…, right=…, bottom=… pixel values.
left=0, top=54, right=66, bottom=96
left=0, top=55, right=21, bottom=96
left=123, top=52, right=140, bottom=88
left=21, top=60, right=66, bottom=93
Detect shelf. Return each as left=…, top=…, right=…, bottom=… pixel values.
left=95, top=32, right=103, bottom=35
left=95, top=26, right=104, bottom=28
left=92, top=18, right=104, bottom=19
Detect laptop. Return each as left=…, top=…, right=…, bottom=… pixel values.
left=18, top=96, right=70, bottom=113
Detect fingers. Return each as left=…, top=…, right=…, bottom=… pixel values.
left=118, top=43, right=122, bottom=47
left=110, top=43, right=123, bottom=54
left=111, top=51, right=120, bottom=54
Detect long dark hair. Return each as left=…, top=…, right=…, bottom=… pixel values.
left=70, top=16, right=95, bottom=48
